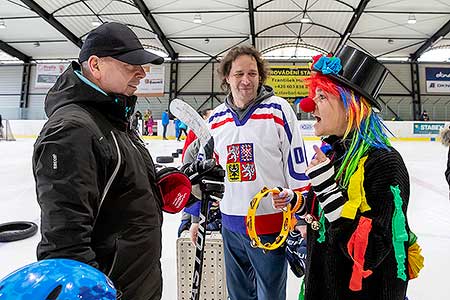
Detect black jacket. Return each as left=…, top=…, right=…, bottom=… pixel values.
left=304, top=136, right=410, bottom=300
left=33, top=62, right=163, bottom=300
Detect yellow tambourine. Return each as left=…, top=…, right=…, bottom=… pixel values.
left=246, top=186, right=303, bottom=251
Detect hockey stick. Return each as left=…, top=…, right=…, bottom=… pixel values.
left=169, top=98, right=214, bottom=300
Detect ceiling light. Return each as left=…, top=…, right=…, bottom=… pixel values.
left=193, top=14, right=202, bottom=24
left=387, top=39, right=394, bottom=44
left=204, top=38, right=210, bottom=44
left=91, top=18, right=102, bottom=28
left=300, top=17, right=311, bottom=23
left=33, top=41, right=40, bottom=47
left=407, top=14, right=416, bottom=24
left=0, top=20, right=6, bottom=29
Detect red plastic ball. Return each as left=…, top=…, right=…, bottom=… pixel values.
left=299, top=97, right=315, bottom=113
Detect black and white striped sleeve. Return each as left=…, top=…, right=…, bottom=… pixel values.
left=305, top=158, right=346, bottom=223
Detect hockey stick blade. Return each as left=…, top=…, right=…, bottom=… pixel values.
left=169, top=98, right=214, bottom=160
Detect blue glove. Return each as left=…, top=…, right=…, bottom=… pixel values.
left=285, top=231, right=307, bottom=278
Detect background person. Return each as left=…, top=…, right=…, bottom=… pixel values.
left=181, top=108, right=213, bottom=162
left=419, top=110, right=430, bottom=121
left=177, top=120, right=188, bottom=141
left=146, top=110, right=154, bottom=136
left=178, top=108, right=216, bottom=237
left=161, top=109, right=169, bottom=140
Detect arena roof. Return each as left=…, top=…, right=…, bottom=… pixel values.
left=0, top=0, right=449, bottom=62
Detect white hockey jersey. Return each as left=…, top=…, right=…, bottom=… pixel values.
left=208, top=94, right=309, bottom=234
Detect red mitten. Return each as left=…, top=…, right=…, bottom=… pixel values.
left=156, top=166, right=192, bottom=213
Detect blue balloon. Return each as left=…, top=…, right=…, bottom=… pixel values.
left=0, top=259, right=116, bottom=300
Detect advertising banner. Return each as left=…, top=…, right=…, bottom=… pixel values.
left=266, top=66, right=310, bottom=99
left=135, top=64, right=165, bottom=97
left=413, top=122, right=445, bottom=135
left=35, top=64, right=68, bottom=89
left=298, top=121, right=315, bottom=136
left=425, top=67, right=450, bottom=93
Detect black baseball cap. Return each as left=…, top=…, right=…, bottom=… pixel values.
left=79, top=22, right=164, bottom=65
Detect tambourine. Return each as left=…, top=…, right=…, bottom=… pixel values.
left=246, top=186, right=303, bottom=251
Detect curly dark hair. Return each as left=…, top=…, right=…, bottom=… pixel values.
left=200, top=108, right=212, bottom=119
left=217, top=45, right=269, bottom=92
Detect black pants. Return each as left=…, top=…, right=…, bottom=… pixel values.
left=177, top=128, right=187, bottom=140
left=162, top=125, right=168, bottom=139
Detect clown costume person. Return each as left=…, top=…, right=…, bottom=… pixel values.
left=280, top=46, right=424, bottom=300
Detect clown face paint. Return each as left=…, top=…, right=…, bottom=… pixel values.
left=311, top=87, right=347, bottom=137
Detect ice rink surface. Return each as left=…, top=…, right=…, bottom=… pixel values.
left=0, top=137, right=449, bottom=300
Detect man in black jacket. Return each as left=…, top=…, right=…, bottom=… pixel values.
left=33, top=22, right=224, bottom=300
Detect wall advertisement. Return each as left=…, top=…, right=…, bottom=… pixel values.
left=425, top=67, right=450, bottom=93
left=135, top=64, right=165, bottom=97
left=413, top=122, right=445, bottom=135
left=266, top=66, right=310, bottom=99
left=35, top=64, right=68, bottom=89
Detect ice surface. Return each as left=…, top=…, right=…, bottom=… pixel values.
left=0, top=138, right=448, bottom=300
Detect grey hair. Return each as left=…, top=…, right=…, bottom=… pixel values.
left=440, top=126, right=450, bottom=146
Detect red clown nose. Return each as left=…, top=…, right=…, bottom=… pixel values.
left=299, top=97, right=315, bottom=113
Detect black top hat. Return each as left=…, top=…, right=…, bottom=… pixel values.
left=79, top=22, right=164, bottom=65
left=312, top=45, right=388, bottom=110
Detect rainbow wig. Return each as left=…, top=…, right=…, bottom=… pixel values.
left=305, top=72, right=392, bottom=188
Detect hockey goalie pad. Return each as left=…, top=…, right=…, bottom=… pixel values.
left=156, top=166, right=192, bottom=213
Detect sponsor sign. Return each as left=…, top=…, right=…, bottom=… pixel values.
left=298, top=121, right=315, bottom=136
left=425, top=67, right=450, bottom=93
left=413, top=122, right=445, bottom=135
left=266, top=66, right=310, bottom=99
left=35, top=64, right=68, bottom=88
left=135, top=64, right=165, bottom=97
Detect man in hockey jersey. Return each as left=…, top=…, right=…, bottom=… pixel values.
left=283, top=46, right=423, bottom=299
left=189, top=45, right=309, bottom=300
left=32, top=22, right=224, bottom=300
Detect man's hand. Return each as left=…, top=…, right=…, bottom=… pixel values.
left=181, top=159, right=225, bottom=202
left=189, top=223, right=199, bottom=246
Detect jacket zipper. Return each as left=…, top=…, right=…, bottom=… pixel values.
left=93, top=131, right=122, bottom=226
left=107, top=237, right=120, bottom=277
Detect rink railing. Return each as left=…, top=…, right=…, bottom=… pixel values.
left=6, top=120, right=450, bottom=141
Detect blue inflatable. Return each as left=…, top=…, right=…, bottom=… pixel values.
left=0, top=259, right=116, bottom=300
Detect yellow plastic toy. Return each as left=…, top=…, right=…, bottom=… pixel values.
left=246, top=186, right=303, bottom=251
